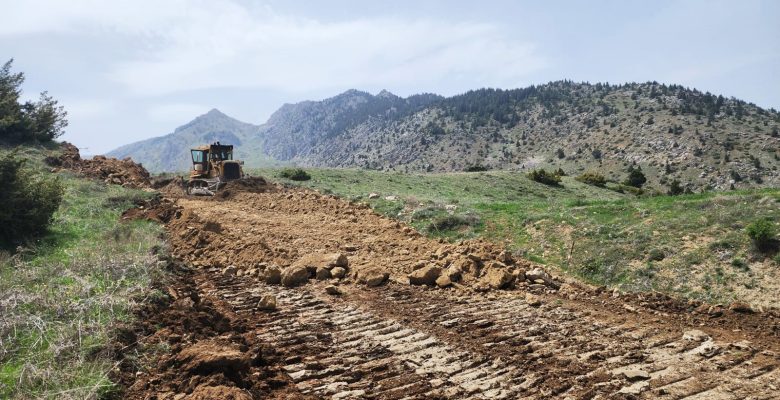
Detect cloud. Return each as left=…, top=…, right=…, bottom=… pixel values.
left=61, top=98, right=116, bottom=119
left=1, top=1, right=547, bottom=97
left=147, top=103, right=211, bottom=124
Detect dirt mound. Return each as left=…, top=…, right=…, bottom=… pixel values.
left=116, top=261, right=309, bottom=400
left=49, top=142, right=152, bottom=188
left=155, top=176, right=188, bottom=197
left=121, top=196, right=181, bottom=223
left=217, top=176, right=276, bottom=199
left=165, top=188, right=556, bottom=293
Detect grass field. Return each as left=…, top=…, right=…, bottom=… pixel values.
left=253, top=167, right=780, bottom=308
left=0, top=146, right=167, bottom=399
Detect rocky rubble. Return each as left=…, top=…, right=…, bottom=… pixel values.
left=48, top=142, right=152, bottom=188
left=159, top=188, right=562, bottom=294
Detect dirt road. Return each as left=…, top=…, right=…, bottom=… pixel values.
left=124, top=186, right=780, bottom=399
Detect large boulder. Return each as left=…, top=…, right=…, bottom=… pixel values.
left=481, top=267, right=514, bottom=289
left=281, top=265, right=311, bottom=287
left=359, top=268, right=389, bottom=287
left=408, top=265, right=442, bottom=286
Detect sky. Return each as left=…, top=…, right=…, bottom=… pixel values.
left=1, top=0, right=778, bottom=154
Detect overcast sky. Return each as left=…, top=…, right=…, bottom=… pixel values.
left=2, top=0, right=778, bottom=154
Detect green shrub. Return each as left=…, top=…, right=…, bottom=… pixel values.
left=576, top=171, right=606, bottom=187
left=624, top=165, right=647, bottom=188
left=0, top=151, right=64, bottom=244
left=668, top=179, right=684, bottom=195
left=278, top=168, right=311, bottom=181
left=730, top=258, right=749, bottom=271
left=746, top=218, right=777, bottom=252
left=427, top=214, right=480, bottom=233
left=464, top=164, right=488, bottom=172
left=647, top=248, right=666, bottom=261
left=527, top=169, right=561, bottom=186
left=613, top=184, right=644, bottom=196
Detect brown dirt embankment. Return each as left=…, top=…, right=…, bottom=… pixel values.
left=47, top=142, right=152, bottom=188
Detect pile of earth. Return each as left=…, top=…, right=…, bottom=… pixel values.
left=217, top=176, right=277, bottom=199
left=115, top=259, right=309, bottom=400
left=121, top=195, right=182, bottom=223
left=153, top=175, right=188, bottom=197
left=47, top=142, right=152, bottom=188
left=160, top=189, right=562, bottom=294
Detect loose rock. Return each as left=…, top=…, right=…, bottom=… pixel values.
left=622, top=369, right=650, bottom=381
left=315, top=267, right=331, bottom=280
left=262, top=265, right=282, bottom=285
left=325, top=285, right=342, bottom=295
left=222, top=265, right=237, bottom=276
left=360, top=268, right=389, bottom=287
left=728, top=302, right=753, bottom=313
left=481, top=267, right=513, bottom=289
left=408, top=265, right=442, bottom=286
left=331, top=266, right=347, bottom=279
left=281, top=265, right=310, bottom=287
left=683, top=329, right=710, bottom=342
left=435, top=275, right=453, bottom=288
left=258, top=294, right=277, bottom=311
left=525, top=293, right=542, bottom=307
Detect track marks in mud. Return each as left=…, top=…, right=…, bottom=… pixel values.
left=203, top=271, right=780, bottom=399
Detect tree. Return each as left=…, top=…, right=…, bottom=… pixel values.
left=667, top=179, right=684, bottom=195
left=555, top=148, right=565, bottom=159
left=0, top=59, right=67, bottom=144
left=624, top=165, right=647, bottom=188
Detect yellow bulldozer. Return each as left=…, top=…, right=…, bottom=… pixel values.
left=187, top=142, right=244, bottom=195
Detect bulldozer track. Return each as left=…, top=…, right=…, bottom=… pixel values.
left=131, top=188, right=780, bottom=399
left=198, top=270, right=780, bottom=399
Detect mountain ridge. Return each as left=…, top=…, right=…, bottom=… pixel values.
left=107, top=82, right=780, bottom=191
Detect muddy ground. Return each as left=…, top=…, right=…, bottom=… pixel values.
left=110, top=180, right=780, bottom=400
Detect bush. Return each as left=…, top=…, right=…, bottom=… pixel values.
left=746, top=218, right=777, bottom=252
left=576, top=171, right=606, bottom=187
left=624, top=165, right=647, bottom=188
left=668, top=179, right=684, bottom=195
left=426, top=214, right=480, bottom=233
left=527, top=169, right=561, bottom=186
left=0, top=151, right=64, bottom=244
left=464, top=164, right=489, bottom=172
left=647, top=248, right=666, bottom=261
left=278, top=168, right=311, bottom=181
left=731, top=258, right=749, bottom=271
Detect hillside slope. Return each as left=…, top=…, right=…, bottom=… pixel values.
left=110, top=82, right=780, bottom=190
left=268, top=82, right=779, bottom=191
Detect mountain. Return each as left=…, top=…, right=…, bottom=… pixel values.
left=109, top=82, right=780, bottom=190
left=107, top=109, right=272, bottom=172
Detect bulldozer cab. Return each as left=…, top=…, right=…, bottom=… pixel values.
left=190, top=144, right=234, bottom=174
